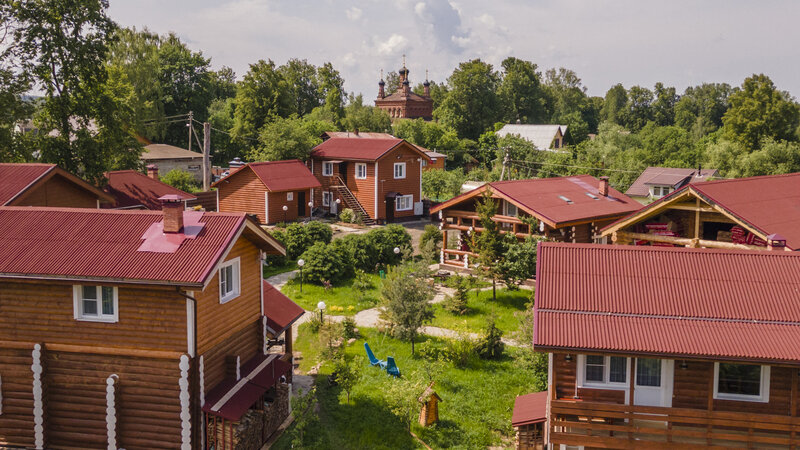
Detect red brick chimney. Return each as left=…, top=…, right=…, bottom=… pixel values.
left=146, top=164, right=159, bottom=180
left=159, top=194, right=184, bottom=233
left=353, top=128, right=359, bottom=136
left=599, top=176, right=609, bottom=197
left=767, top=233, right=786, bottom=251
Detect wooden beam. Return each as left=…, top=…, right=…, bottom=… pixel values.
left=694, top=198, right=701, bottom=239
left=614, top=231, right=765, bottom=251
left=668, top=203, right=716, bottom=213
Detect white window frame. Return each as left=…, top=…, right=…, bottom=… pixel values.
left=504, top=200, right=518, bottom=217
left=393, top=162, right=406, bottom=179
left=355, top=163, right=367, bottom=180
left=713, top=362, right=770, bottom=403
left=395, top=194, right=413, bottom=211
left=578, top=354, right=629, bottom=389
left=322, top=191, right=332, bottom=207
left=322, top=161, right=333, bottom=177
left=287, top=192, right=294, bottom=201
left=218, top=257, right=241, bottom=304
left=73, top=285, right=119, bottom=323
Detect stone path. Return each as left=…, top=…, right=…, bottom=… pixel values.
left=265, top=269, right=298, bottom=290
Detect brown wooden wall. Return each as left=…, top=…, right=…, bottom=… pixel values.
left=195, top=236, right=262, bottom=355
left=201, top=320, right=262, bottom=397
left=376, top=143, right=423, bottom=220
left=266, top=189, right=312, bottom=224
left=311, top=157, right=378, bottom=219
left=423, top=158, right=445, bottom=171
left=12, top=173, right=100, bottom=208
left=217, top=167, right=268, bottom=223
left=0, top=281, right=187, bottom=352
left=0, top=346, right=34, bottom=448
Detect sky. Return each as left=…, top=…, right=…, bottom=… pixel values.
left=108, top=0, right=800, bottom=100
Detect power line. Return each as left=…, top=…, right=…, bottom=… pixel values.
left=508, top=159, right=642, bottom=174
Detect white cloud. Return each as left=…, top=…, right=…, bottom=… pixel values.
left=414, top=2, right=427, bottom=17
left=376, top=34, right=409, bottom=56
left=346, top=7, right=362, bottom=21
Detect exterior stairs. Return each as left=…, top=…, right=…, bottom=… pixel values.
left=331, top=176, right=375, bottom=225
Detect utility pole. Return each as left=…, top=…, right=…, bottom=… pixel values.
left=499, top=147, right=510, bottom=181
left=187, top=111, right=193, bottom=152
left=203, top=122, right=211, bottom=191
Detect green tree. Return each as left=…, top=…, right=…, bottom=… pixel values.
left=622, top=85, right=654, bottom=132
left=435, top=59, right=502, bottom=140
left=674, top=83, right=732, bottom=138
left=279, top=58, right=322, bottom=117
left=208, top=66, right=237, bottom=101
left=160, top=169, right=199, bottom=192
left=317, top=62, right=345, bottom=127
left=0, top=2, right=33, bottom=162
left=498, top=235, right=540, bottom=288
left=333, top=354, right=361, bottom=404
left=232, top=59, right=292, bottom=144
left=722, top=74, right=800, bottom=150
left=413, top=79, right=449, bottom=110
left=543, top=67, right=597, bottom=141
left=12, top=0, right=140, bottom=183
left=381, top=262, right=435, bottom=354
left=343, top=94, right=391, bottom=132
left=472, top=190, right=503, bottom=301
left=652, top=82, right=677, bottom=126
left=601, top=83, right=628, bottom=125
left=207, top=97, right=237, bottom=164
left=249, top=116, right=327, bottom=161
left=498, top=57, right=546, bottom=123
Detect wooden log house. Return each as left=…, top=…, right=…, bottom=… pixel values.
left=0, top=163, right=114, bottom=208
left=430, top=175, right=641, bottom=268
left=213, top=160, right=321, bottom=224
left=529, top=242, right=800, bottom=448
left=602, top=172, right=800, bottom=251
left=0, top=198, right=304, bottom=449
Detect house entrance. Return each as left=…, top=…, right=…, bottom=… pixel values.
left=634, top=358, right=673, bottom=407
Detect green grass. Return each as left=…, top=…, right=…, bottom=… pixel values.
left=273, top=325, right=542, bottom=449
left=262, top=259, right=298, bottom=279
left=280, top=273, right=383, bottom=315
left=430, top=288, right=532, bottom=335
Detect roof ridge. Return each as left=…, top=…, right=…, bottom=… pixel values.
left=0, top=206, right=247, bottom=218
left=540, top=241, right=798, bottom=257
left=696, top=171, right=800, bottom=186
left=540, top=309, right=800, bottom=327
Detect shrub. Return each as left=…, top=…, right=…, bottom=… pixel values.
left=339, top=208, right=355, bottom=223
left=299, top=241, right=346, bottom=284
left=319, top=320, right=345, bottom=360
left=284, top=223, right=312, bottom=259
left=419, top=224, right=442, bottom=263
left=366, top=224, right=412, bottom=267
left=342, top=316, right=358, bottom=339
left=443, top=275, right=470, bottom=315
left=476, top=315, right=505, bottom=359
left=329, top=238, right=356, bottom=279
left=443, top=333, right=478, bottom=368
left=264, top=229, right=288, bottom=266
left=335, top=233, right=378, bottom=272
left=308, top=312, right=323, bottom=333
left=161, top=169, right=199, bottom=193
left=305, top=220, right=333, bottom=244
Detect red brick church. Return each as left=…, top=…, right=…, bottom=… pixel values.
left=375, top=63, right=434, bottom=120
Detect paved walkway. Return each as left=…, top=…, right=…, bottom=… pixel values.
left=265, top=269, right=298, bottom=290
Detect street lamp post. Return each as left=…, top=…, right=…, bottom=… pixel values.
left=394, top=246, right=400, bottom=259
left=282, top=205, right=288, bottom=223
left=317, top=301, right=326, bottom=322
left=297, top=259, right=305, bottom=293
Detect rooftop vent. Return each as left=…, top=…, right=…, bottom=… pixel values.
left=558, top=195, right=573, bottom=204
left=585, top=192, right=599, bottom=200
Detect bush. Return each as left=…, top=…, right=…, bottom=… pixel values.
left=308, top=312, right=323, bottom=333
left=299, top=241, right=346, bottom=284
left=335, top=233, right=378, bottom=272
left=305, top=220, right=333, bottom=244
left=366, top=224, right=412, bottom=267
left=443, top=275, right=470, bottom=315
left=476, top=316, right=505, bottom=359
left=339, top=208, right=355, bottom=224
left=161, top=169, right=199, bottom=193
left=444, top=334, right=478, bottom=368
left=342, top=316, right=358, bottom=339
left=419, top=224, right=442, bottom=263
left=265, top=229, right=288, bottom=266
left=319, top=320, right=345, bottom=361
left=284, top=223, right=312, bottom=259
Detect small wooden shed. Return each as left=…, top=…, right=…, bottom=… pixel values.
left=418, top=382, right=442, bottom=427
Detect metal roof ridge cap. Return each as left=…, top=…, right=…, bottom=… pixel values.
left=537, top=309, right=800, bottom=327
left=196, top=214, right=247, bottom=285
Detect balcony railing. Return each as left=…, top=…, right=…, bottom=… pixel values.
left=550, top=399, right=800, bottom=448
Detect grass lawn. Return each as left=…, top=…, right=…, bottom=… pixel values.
left=280, top=273, right=383, bottom=315
left=429, top=288, right=532, bottom=335
left=262, top=259, right=297, bottom=279
left=273, top=325, right=543, bottom=449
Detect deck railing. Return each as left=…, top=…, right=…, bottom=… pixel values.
left=550, top=399, right=800, bottom=448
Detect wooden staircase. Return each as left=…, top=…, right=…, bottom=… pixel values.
left=331, top=176, right=375, bottom=225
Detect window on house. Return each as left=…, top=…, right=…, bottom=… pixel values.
left=650, top=186, right=673, bottom=198
left=422, top=160, right=428, bottom=167
left=395, top=194, right=413, bottom=211
left=322, top=161, right=333, bottom=176
left=287, top=192, right=294, bottom=201
left=219, top=258, right=241, bottom=304
left=394, top=162, right=406, bottom=179
left=583, top=355, right=628, bottom=386
left=554, top=138, right=561, bottom=149
left=714, top=363, right=770, bottom=402
left=322, top=191, right=332, bottom=207
left=73, top=285, right=118, bottom=322
left=636, top=358, right=662, bottom=386
left=504, top=201, right=518, bottom=217
left=355, top=163, right=367, bottom=179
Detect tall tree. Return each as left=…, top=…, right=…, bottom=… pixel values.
left=674, top=83, right=732, bottom=137
left=722, top=74, right=799, bottom=150
left=317, top=62, right=345, bottom=128
left=543, top=68, right=596, bottom=142
left=249, top=116, right=330, bottom=162
left=622, top=85, right=654, bottom=132
left=601, top=83, right=627, bottom=125
left=232, top=59, right=292, bottom=145
left=207, top=97, right=237, bottom=164
left=380, top=261, right=434, bottom=354
left=652, top=82, right=678, bottom=126
left=279, top=58, right=322, bottom=117
left=12, top=0, right=140, bottom=182
left=498, top=57, right=546, bottom=123
left=413, top=80, right=449, bottom=110
left=434, top=59, right=501, bottom=140
left=472, top=190, right=503, bottom=301
left=0, top=2, right=33, bottom=162
left=343, top=94, right=391, bottom=132
left=208, top=66, right=237, bottom=101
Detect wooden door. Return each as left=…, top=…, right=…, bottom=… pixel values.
left=298, top=191, right=306, bottom=217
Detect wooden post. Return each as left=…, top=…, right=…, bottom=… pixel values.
left=628, top=358, right=635, bottom=441
left=203, top=122, right=211, bottom=191
left=694, top=197, right=701, bottom=239
left=792, top=369, right=798, bottom=448
left=708, top=364, right=714, bottom=445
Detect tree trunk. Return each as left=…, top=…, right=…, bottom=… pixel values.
left=411, top=336, right=415, bottom=355
left=492, top=277, right=497, bottom=301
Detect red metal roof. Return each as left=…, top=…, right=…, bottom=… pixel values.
left=534, top=243, right=800, bottom=363
left=0, top=207, right=281, bottom=286
left=311, top=137, right=428, bottom=161
left=263, top=281, right=305, bottom=335
left=249, top=160, right=321, bottom=192
left=512, top=391, right=548, bottom=427
left=0, top=163, right=54, bottom=205
left=104, top=170, right=195, bottom=210
left=691, top=172, right=800, bottom=250
left=432, top=175, right=641, bottom=227
left=625, top=166, right=718, bottom=197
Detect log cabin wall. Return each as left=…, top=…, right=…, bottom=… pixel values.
left=0, top=347, right=35, bottom=447
left=11, top=173, right=100, bottom=208
left=0, top=281, right=187, bottom=352
left=216, top=167, right=269, bottom=224
left=553, top=353, right=577, bottom=399
left=200, top=320, right=262, bottom=399
left=376, top=143, right=423, bottom=220
left=266, top=189, right=311, bottom=224
left=195, top=237, right=262, bottom=355
left=310, top=158, right=377, bottom=219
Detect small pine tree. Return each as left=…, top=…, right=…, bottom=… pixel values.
left=477, top=315, right=505, bottom=359
left=472, top=190, right=503, bottom=301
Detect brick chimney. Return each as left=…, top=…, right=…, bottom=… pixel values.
left=353, top=128, right=359, bottom=136
left=159, top=194, right=184, bottom=233
left=767, top=233, right=786, bottom=251
left=599, top=176, right=609, bottom=197
left=146, top=164, right=159, bottom=180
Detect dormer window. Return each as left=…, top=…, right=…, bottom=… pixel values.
left=73, top=285, right=118, bottom=322
left=649, top=185, right=673, bottom=198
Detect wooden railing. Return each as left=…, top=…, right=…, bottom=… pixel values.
left=550, top=399, right=800, bottom=448
left=441, top=210, right=532, bottom=237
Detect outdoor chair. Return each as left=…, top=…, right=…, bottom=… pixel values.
left=386, top=356, right=401, bottom=377
left=364, top=342, right=387, bottom=368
